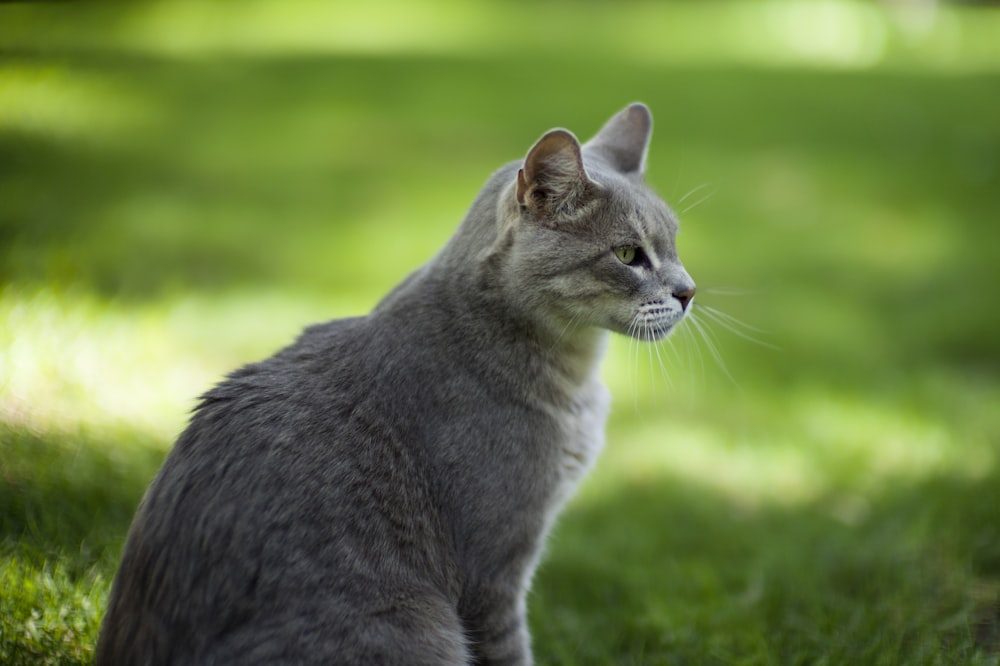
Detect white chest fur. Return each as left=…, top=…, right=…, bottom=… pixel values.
left=549, top=379, right=612, bottom=515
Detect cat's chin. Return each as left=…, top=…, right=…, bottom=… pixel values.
left=616, top=313, right=686, bottom=342
left=631, top=325, right=676, bottom=342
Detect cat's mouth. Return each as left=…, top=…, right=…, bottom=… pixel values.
left=624, top=307, right=687, bottom=341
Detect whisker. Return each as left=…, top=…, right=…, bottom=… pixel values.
left=681, top=316, right=705, bottom=386
left=697, top=304, right=768, bottom=334
left=697, top=305, right=780, bottom=351
left=687, top=311, right=740, bottom=388
left=651, top=329, right=673, bottom=392
left=645, top=319, right=656, bottom=399
left=676, top=182, right=712, bottom=206
left=680, top=315, right=706, bottom=388
left=672, top=321, right=698, bottom=408
left=626, top=314, right=642, bottom=411
left=663, top=326, right=682, bottom=369
left=629, top=317, right=644, bottom=402
left=549, top=311, right=584, bottom=352
left=677, top=188, right=715, bottom=216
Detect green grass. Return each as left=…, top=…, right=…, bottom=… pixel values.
left=2, top=0, right=1000, bottom=663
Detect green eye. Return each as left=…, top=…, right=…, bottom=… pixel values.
left=614, top=245, right=638, bottom=265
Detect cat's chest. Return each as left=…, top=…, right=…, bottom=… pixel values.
left=548, top=380, right=612, bottom=506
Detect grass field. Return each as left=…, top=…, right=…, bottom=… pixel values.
left=2, top=1, right=1000, bottom=663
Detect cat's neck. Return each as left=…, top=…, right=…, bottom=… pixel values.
left=374, top=166, right=608, bottom=406
left=465, top=240, right=609, bottom=394
left=458, top=288, right=609, bottom=409
left=378, top=265, right=607, bottom=409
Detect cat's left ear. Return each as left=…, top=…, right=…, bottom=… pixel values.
left=516, top=129, right=596, bottom=220
left=583, top=102, right=653, bottom=177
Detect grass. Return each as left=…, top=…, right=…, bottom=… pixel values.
left=2, top=0, right=999, bottom=663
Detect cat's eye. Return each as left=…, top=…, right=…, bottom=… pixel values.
left=614, top=245, right=639, bottom=266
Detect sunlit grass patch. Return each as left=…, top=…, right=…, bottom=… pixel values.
left=3, top=287, right=218, bottom=438
left=612, top=391, right=990, bottom=503
left=0, top=422, right=162, bottom=666
left=0, top=287, right=366, bottom=438
left=0, top=555, right=106, bottom=666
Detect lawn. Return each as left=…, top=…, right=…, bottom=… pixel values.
left=2, top=1, right=999, bottom=664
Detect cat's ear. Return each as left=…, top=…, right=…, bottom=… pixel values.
left=584, top=102, right=652, bottom=177
left=516, top=129, right=594, bottom=219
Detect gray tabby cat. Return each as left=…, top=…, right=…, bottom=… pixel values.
left=97, top=102, right=695, bottom=665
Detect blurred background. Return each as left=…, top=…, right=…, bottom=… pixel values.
left=2, top=0, right=999, bottom=663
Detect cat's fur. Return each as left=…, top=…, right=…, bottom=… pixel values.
left=97, top=103, right=695, bottom=665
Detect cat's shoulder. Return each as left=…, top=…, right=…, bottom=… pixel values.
left=194, top=315, right=366, bottom=412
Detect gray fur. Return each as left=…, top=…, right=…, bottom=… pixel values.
left=97, top=103, right=695, bottom=665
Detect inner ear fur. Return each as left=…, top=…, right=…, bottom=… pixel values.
left=516, top=129, right=594, bottom=218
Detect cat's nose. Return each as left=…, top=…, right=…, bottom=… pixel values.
left=673, top=286, right=696, bottom=311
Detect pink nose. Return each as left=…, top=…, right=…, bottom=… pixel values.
left=674, top=286, right=695, bottom=311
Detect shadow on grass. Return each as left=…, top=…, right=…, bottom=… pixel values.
left=532, top=466, right=1000, bottom=664
left=0, top=422, right=165, bottom=571
left=0, top=127, right=386, bottom=298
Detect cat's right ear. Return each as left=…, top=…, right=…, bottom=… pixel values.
left=516, top=129, right=594, bottom=220
left=584, top=102, right=653, bottom=177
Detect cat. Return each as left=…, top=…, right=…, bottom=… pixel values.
left=96, top=102, right=695, bottom=665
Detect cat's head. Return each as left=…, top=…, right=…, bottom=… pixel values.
left=497, top=103, right=695, bottom=342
